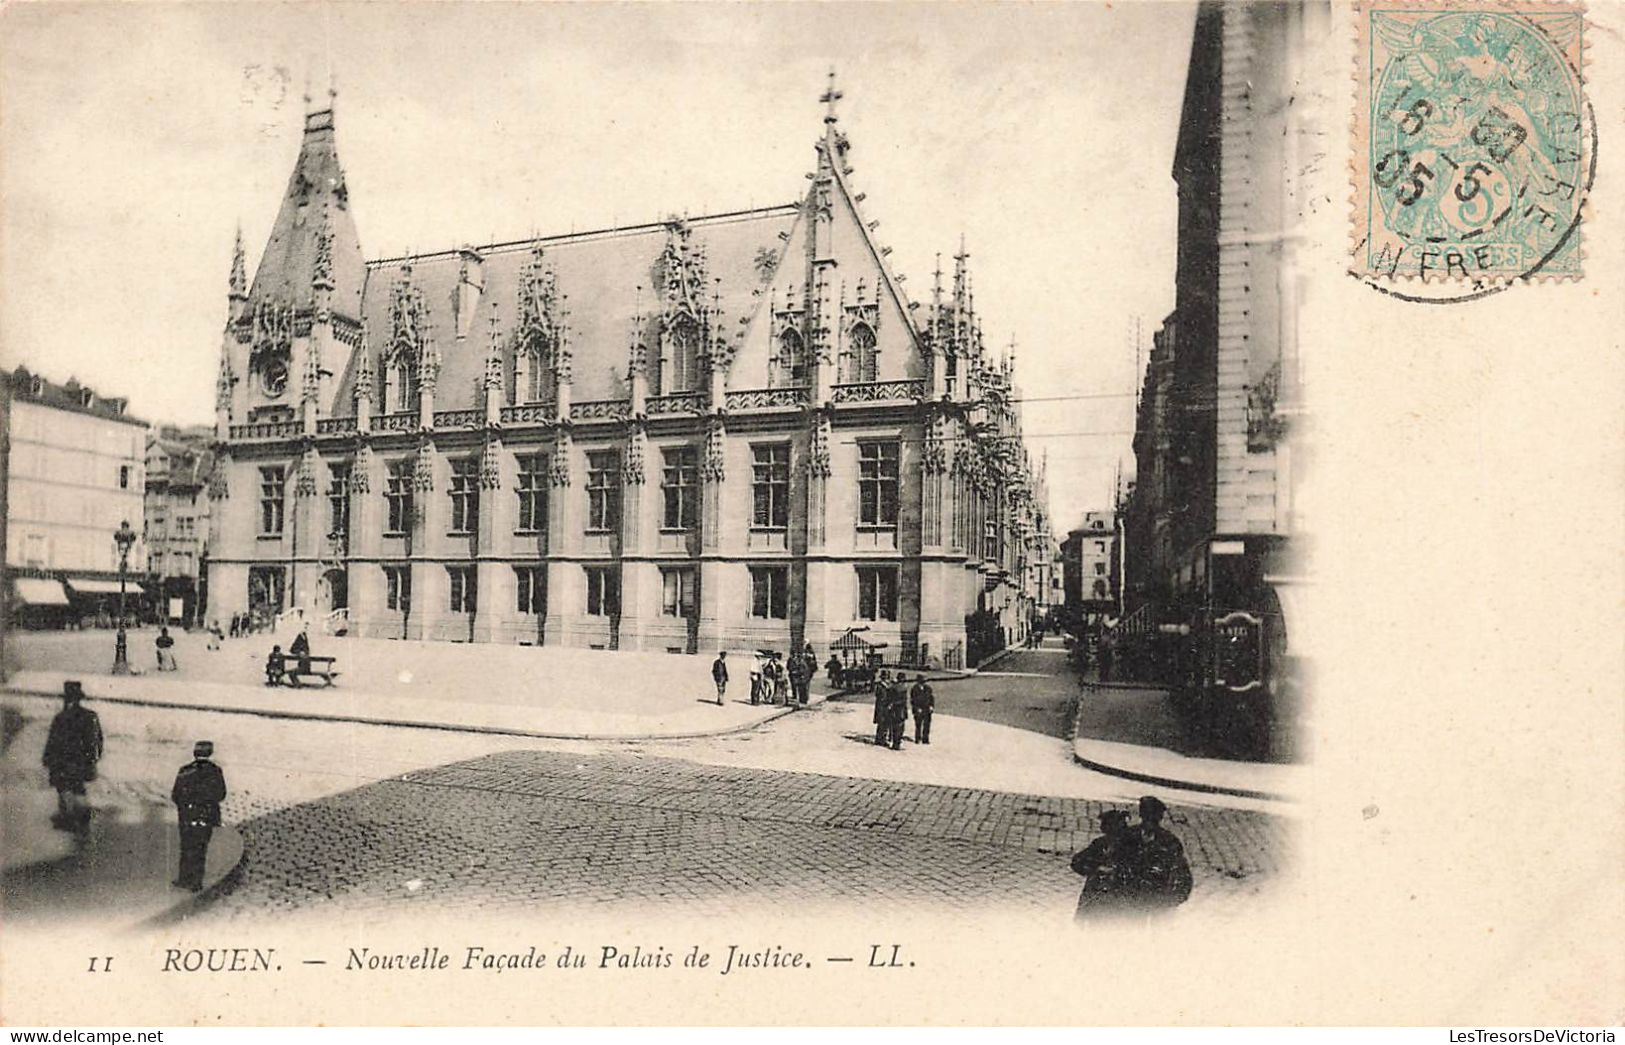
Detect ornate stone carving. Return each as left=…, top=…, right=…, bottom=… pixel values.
left=807, top=413, right=833, bottom=479
left=701, top=417, right=727, bottom=482
left=350, top=442, right=372, bottom=493
left=623, top=422, right=647, bottom=486
left=295, top=444, right=320, bottom=497
left=385, top=261, right=436, bottom=399
left=208, top=452, right=231, bottom=499
left=353, top=335, right=374, bottom=403
left=479, top=439, right=503, bottom=490
left=413, top=439, right=436, bottom=491
left=215, top=352, right=235, bottom=412
left=513, top=244, right=565, bottom=398
left=549, top=431, right=573, bottom=488
left=922, top=414, right=950, bottom=476
left=311, top=208, right=334, bottom=291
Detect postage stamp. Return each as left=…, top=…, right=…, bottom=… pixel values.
left=1352, top=1, right=1592, bottom=288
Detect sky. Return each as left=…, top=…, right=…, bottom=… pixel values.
left=0, top=1, right=1196, bottom=534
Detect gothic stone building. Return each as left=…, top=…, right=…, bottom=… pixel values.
left=208, top=89, right=1047, bottom=667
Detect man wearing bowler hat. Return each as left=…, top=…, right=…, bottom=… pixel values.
left=170, top=741, right=227, bottom=892
left=42, top=681, right=102, bottom=832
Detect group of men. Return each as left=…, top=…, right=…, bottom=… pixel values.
left=710, top=644, right=817, bottom=707
left=40, top=681, right=228, bottom=892
left=1070, top=795, right=1194, bottom=919
left=871, top=670, right=935, bottom=751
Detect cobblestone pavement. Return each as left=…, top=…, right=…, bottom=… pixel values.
left=204, top=746, right=1288, bottom=920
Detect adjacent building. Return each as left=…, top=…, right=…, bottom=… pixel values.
left=5, top=367, right=150, bottom=626
left=1061, top=511, right=1118, bottom=620
left=1120, top=0, right=1318, bottom=701
left=145, top=425, right=215, bottom=626
left=207, top=83, right=1048, bottom=667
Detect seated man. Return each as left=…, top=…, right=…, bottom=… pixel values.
left=264, top=645, right=286, bottom=686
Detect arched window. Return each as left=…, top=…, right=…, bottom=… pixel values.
left=663, top=316, right=700, bottom=394
left=774, top=328, right=806, bottom=387
left=847, top=323, right=877, bottom=384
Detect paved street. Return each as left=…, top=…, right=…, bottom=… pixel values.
left=2, top=635, right=1290, bottom=924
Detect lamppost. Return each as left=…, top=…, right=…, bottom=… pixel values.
left=112, top=519, right=137, bottom=675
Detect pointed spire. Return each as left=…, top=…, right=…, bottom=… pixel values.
left=353, top=324, right=375, bottom=403
left=229, top=224, right=246, bottom=299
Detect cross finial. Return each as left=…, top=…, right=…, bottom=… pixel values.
left=820, top=67, right=843, bottom=125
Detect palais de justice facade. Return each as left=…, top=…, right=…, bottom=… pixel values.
left=208, top=86, right=1051, bottom=667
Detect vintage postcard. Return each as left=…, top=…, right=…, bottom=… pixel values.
left=1, top=0, right=1620, bottom=1028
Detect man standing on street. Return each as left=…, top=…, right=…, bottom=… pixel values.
left=711, top=650, right=729, bottom=706
left=909, top=674, right=935, bottom=745
left=872, top=670, right=891, bottom=746
left=42, top=681, right=102, bottom=832
left=788, top=652, right=809, bottom=706
left=884, top=678, right=909, bottom=750
left=1132, top=795, right=1193, bottom=909
left=171, top=741, right=227, bottom=892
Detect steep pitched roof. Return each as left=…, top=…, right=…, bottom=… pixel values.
left=248, top=108, right=366, bottom=319
left=338, top=206, right=800, bottom=409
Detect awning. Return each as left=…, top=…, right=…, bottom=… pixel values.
left=66, top=578, right=133, bottom=596
left=1270, top=583, right=1315, bottom=659
left=830, top=629, right=874, bottom=651
left=13, top=578, right=69, bottom=606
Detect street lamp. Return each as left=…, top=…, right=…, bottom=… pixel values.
left=112, top=519, right=137, bottom=675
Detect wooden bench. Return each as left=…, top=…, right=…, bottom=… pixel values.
left=267, top=655, right=341, bottom=688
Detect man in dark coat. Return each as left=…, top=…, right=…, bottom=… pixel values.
left=872, top=670, right=891, bottom=746
left=171, top=741, right=227, bottom=892
left=1131, top=795, right=1193, bottom=908
left=289, top=629, right=312, bottom=675
left=1071, top=809, right=1140, bottom=920
left=909, top=674, right=935, bottom=745
left=711, top=651, right=729, bottom=706
left=42, top=681, right=102, bottom=832
left=788, top=653, right=809, bottom=706
left=884, top=683, right=909, bottom=750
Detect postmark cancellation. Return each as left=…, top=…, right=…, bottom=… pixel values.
left=1352, top=1, right=1592, bottom=285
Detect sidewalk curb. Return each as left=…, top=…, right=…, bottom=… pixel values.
left=1068, top=684, right=1294, bottom=804
left=1, top=682, right=819, bottom=744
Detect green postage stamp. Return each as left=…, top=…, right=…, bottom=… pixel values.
left=1353, top=1, right=1592, bottom=286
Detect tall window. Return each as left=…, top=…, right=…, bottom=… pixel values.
left=662, top=316, right=700, bottom=394
left=750, top=566, right=789, bottom=620
left=327, top=463, right=350, bottom=541
left=586, top=451, right=621, bottom=532
left=661, top=567, right=697, bottom=618
left=258, top=466, right=286, bottom=536
left=857, top=566, right=898, bottom=622
left=385, top=460, right=414, bottom=535
left=384, top=565, right=411, bottom=612
left=661, top=448, right=698, bottom=530
left=516, top=454, right=548, bottom=533
left=447, top=566, right=476, bottom=613
left=515, top=566, right=545, bottom=614
left=390, top=359, right=414, bottom=413
left=517, top=338, right=554, bottom=404
left=585, top=566, right=620, bottom=617
left=858, top=441, right=900, bottom=528
left=847, top=323, right=878, bottom=383
left=449, top=457, right=479, bottom=534
left=774, top=329, right=807, bottom=387
left=752, top=444, right=790, bottom=529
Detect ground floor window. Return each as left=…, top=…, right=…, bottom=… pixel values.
left=448, top=566, right=476, bottom=613
left=384, top=565, right=411, bottom=612
left=515, top=566, right=545, bottom=615
left=856, top=566, right=898, bottom=622
left=660, top=567, right=697, bottom=618
left=750, top=566, right=789, bottom=619
left=585, top=566, right=620, bottom=617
